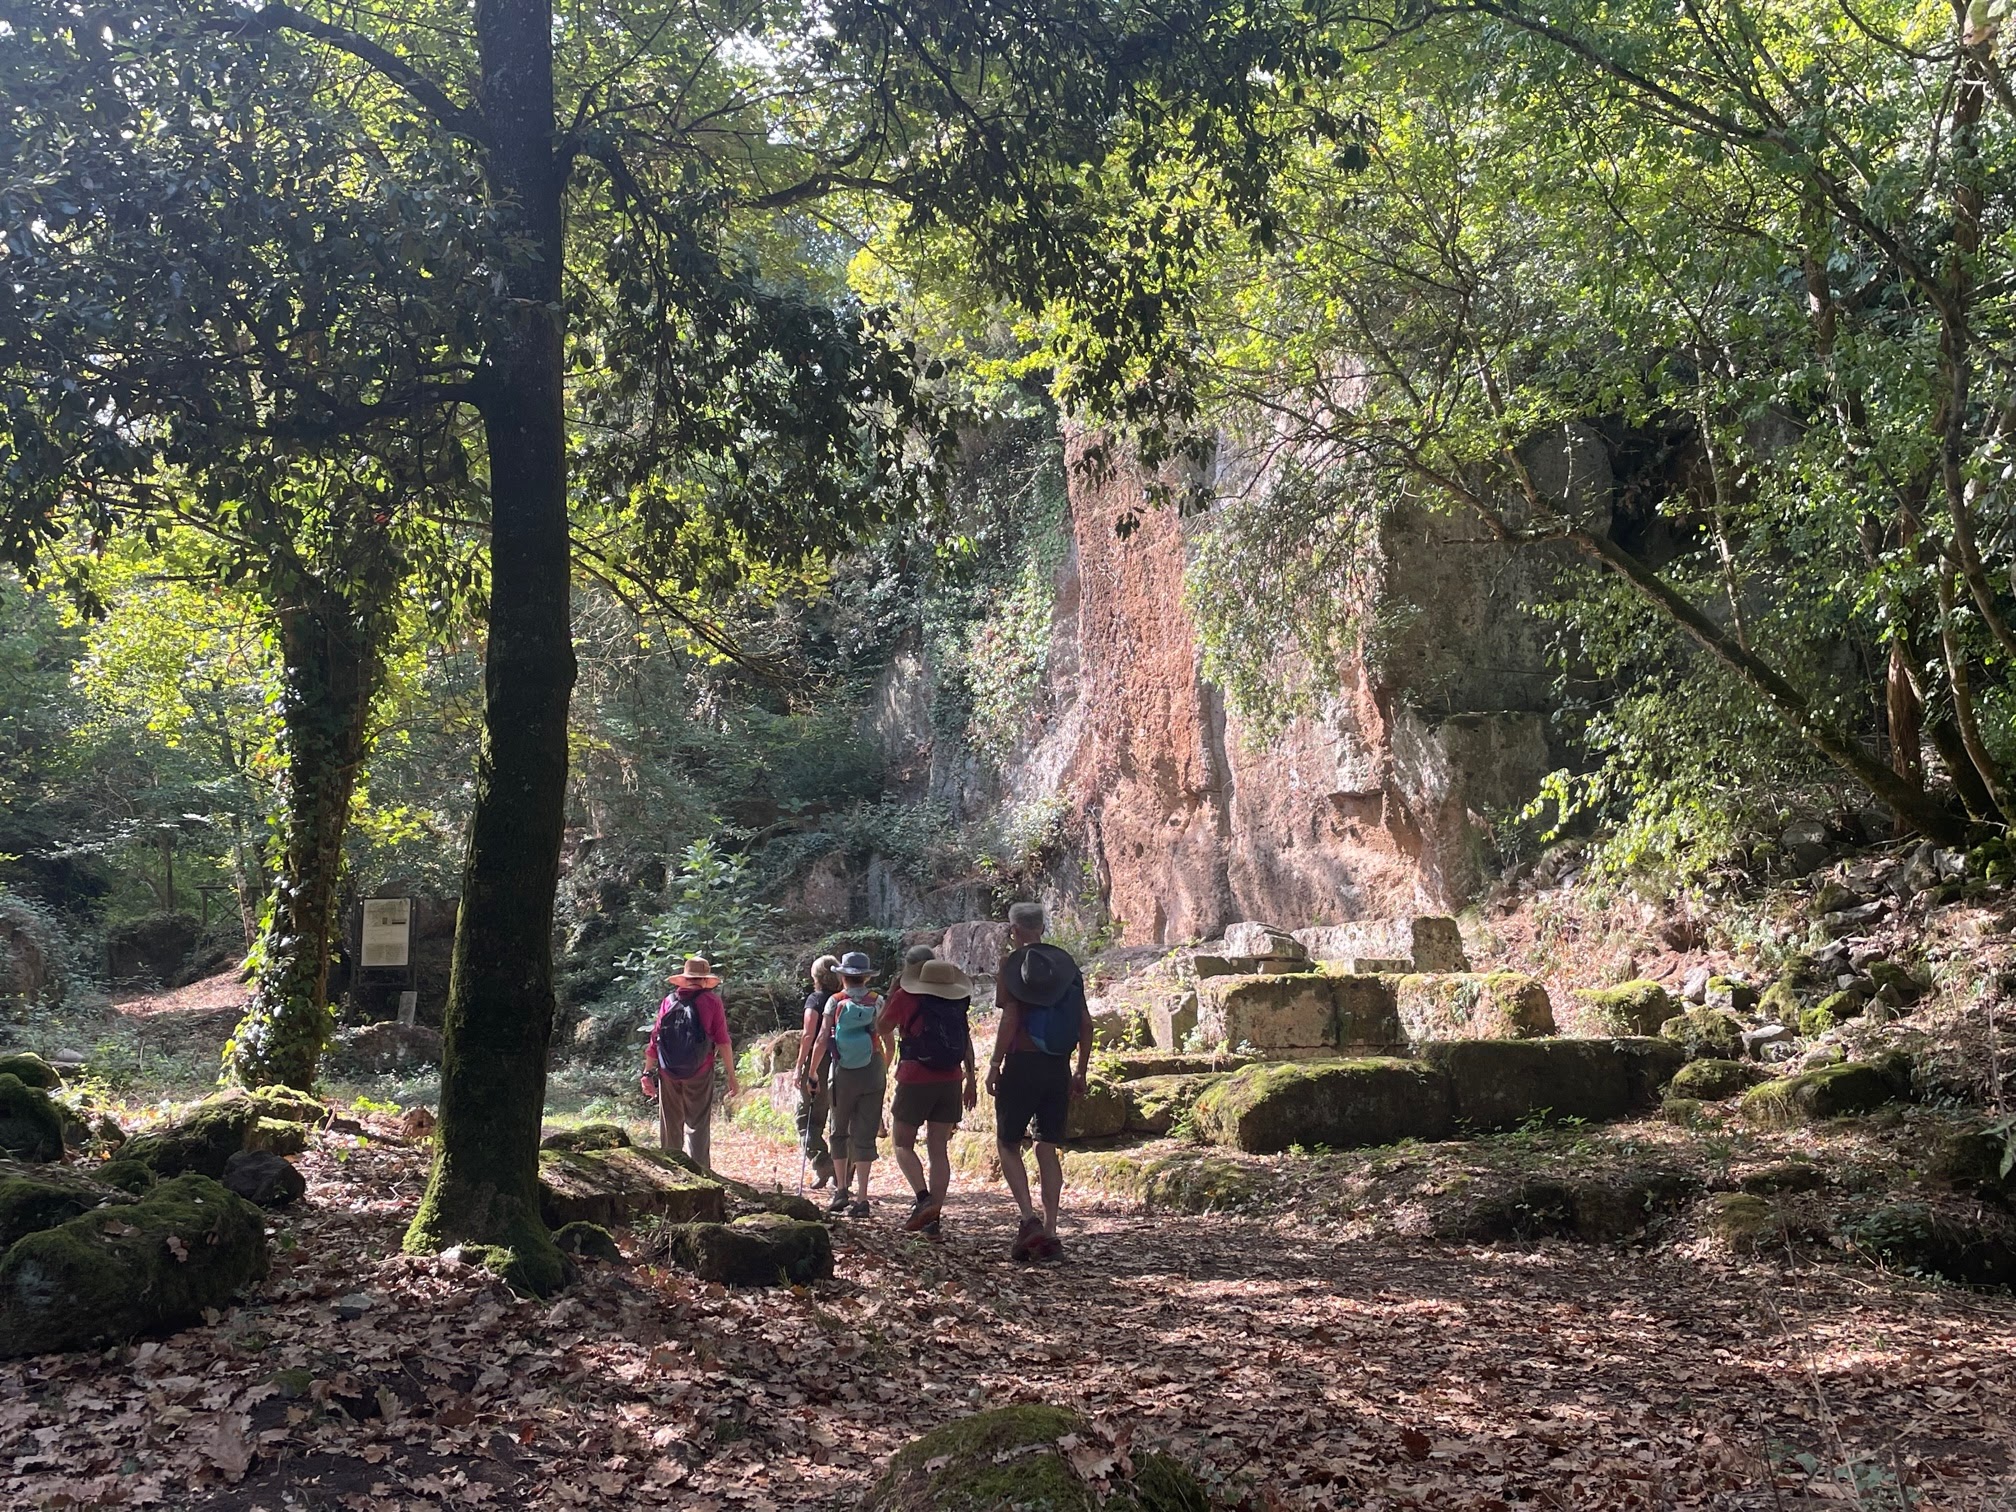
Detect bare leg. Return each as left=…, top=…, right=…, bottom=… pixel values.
left=853, top=1157, right=874, bottom=1200
left=892, top=1122, right=926, bottom=1196
left=1033, top=1141, right=1063, bottom=1234
left=998, top=1138, right=1037, bottom=1222
left=925, top=1122, right=953, bottom=1203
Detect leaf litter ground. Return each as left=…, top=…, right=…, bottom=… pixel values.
left=5, top=1111, right=2015, bottom=1511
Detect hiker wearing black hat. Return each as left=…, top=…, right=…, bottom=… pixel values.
left=808, top=950, right=891, bottom=1217
left=986, top=902, right=1092, bottom=1261
left=879, top=949, right=977, bottom=1239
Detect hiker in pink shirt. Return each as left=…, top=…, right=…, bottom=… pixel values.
left=641, top=955, right=738, bottom=1171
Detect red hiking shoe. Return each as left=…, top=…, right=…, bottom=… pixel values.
left=1010, top=1216, right=1044, bottom=1261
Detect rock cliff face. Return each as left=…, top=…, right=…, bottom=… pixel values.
left=869, top=431, right=1558, bottom=942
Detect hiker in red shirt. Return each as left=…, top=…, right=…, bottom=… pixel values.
left=879, top=949, right=977, bottom=1238
left=640, top=955, right=738, bottom=1172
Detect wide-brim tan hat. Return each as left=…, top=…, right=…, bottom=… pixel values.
left=669, top=955, right=721, bottom=989
left=901, top=958, right=973, bottom=997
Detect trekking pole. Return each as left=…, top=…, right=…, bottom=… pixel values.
left=797, top=1144, right=809, bottom=1193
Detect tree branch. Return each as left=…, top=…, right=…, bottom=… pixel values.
left=216, top=4, right=484, bottom=143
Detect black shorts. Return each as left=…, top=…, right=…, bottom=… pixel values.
left=995, top=1051, right=1071, bottom=1144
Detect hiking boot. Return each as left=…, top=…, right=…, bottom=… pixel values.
left=810, top=1158, right=833, bottom=1190
left=848, top=1198, right=871, bottom=1219
left=904, top=1194, right=943, bottom=1232
left=826, top=1190, right=851, bottom=1216
left=922, top=1217, right=943, bottom=1243
left=1010, top=1216, right=1044, bottom=1262
left=1032, top=1229, right=1063, bottom=1262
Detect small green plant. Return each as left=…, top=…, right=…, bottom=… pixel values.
left=351, top=1094, right=400, bottom=1116
left=620, top=838, right=781, bottom=985
left=1180, top=1023, right=1210, bottom=1054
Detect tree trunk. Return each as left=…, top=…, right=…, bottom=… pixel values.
left=227, top=587, right=379, bottom=1089
left=403, top=0, right=575, bottom=1295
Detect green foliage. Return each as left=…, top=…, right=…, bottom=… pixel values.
left=621, top=841, right=783, bottom=986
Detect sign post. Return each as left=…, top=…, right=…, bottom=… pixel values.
left=360, top=898, right=413, bottom=972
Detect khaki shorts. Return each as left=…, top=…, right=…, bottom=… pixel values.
left=892, top=1079, right=963, bottom=1129
left=828, top=1059, right=886, bottom=1162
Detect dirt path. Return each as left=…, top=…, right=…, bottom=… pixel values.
left=6, top=1121, right=2014, bottom=1510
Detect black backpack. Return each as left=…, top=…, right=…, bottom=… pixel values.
left=900, top=994, right=970, bottom=1072
left=653, top=990, right=712, bottom=1080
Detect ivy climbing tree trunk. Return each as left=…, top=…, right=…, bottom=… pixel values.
left=227, top=584, right=381, bottom=1090
left=402, top=0, right=575, bottom=1295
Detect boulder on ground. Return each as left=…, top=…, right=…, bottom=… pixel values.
left=1571, top=981, right=1674, bottom=1036
left=1838, top=1201, right=2016, bottom=1287
left=0, top=1173, right=268, bottom=1358
left=1222, top=922, right=1308, bottom=961
left=860, top=1403, right=1210, bottom=1512
left=1063, top=1078, right=1130, bottom=1141
left=1702, top=1192, right=1781, bottom=1254
left=1195, top=974, right=1339, bottom=1053
left=222, top=1150, right=305, bottom=1208
left=660, top=1213, right=833, bottom=1286
left=0, top=1053, right=60, bottom=1091
left=1194, top=1058, right=1453, bottom=1154
left=540, top=1122, right=633, bottom=1153
left=105, top=910, right=199, bottom=986
left=243, top=1086, right=326, bottom=1125
left=118, top=1096, right=264, bottom=1179
left=1741, top=1058, right=1910, bottom=1127
left=0, top=1161, right=136, bottom=1248
left=1442, top=1167, right=1697, bottom=1243
left=1118, top=1074, right=1229, bottom=1136
left=94, top=1160, right=156, bottom=1194
left=1421, top=1039, right=1643, bottom=1131
left=1668, top=1058, right=1767, bottom=1101
left=1395, top=973, right=1554, bottom=1042
left=554, top=1221, right=623, bottom=1262
left=537, top=1145, right=727, bottom=1229
left=1659, top=1007, right=1746, bottom=1060
left=0, top=1073, right=66, bottom=1163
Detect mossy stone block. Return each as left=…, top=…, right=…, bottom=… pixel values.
left=861, top=1404, right=1210, bottom=1512
left=1396, top=972, right=1555, bottom=1042
left=0, top=1054, right=60, bottom=1091
left=0, top=1074, right=66, bottom=1163
left=244, top=1087, right=326, bottom=1125
left=1659, top=1008, right=1746, bottom=1060
left=539, top=1122, right=633, bottom=1153
left=0, top=1162, right=135, bottom=1248
left=1063, top=1078, right=1130, bottom=1141
left=537, top=1145, right=728, bottom=1229
left=1703, top=1191, right=1780, bottom=1253
left=1194, top=973, right=1343, bottom=1052
left=1194, top=1057, right=1453, bottom=1154
left=118, top=1097, right=263, bottom=1179
left=95, top=1160, right=156, bottom=1195
left=553, top=1221, right=623, bottom=1262
left=1118, top=1073, right=1229, bottom=1135
left=242, top=1118, right=309, bottom=1157
left=663, top=1213, right=833, bottom=1286
left=1741, top=1059, right=1909, bottom=1127
left=0, top=1174, right=267, bottom=1357
left=1612, top=1036, right=1687, bottom=1104
left=1669, top=1058, right=1762, bottom=1101
left=1572, top=980, right=1675, bottom=1036
left=1421, top=1038, right=1635, bottom=1131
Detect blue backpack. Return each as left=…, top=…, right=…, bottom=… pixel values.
left=1006, top=945, right=1085, bottom=1056
left=653, top=991, right=712, bottom=1080
left=829, top=992, right=882, bottom=1070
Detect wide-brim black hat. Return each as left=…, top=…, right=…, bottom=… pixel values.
left=1006, top=944, right=1075, bottom=1008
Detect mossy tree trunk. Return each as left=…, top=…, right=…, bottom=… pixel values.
left=226, top=583, right=382, bottom=1090
left=403, top=0, right=574, bottom=1295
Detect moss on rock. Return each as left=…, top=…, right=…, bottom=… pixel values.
left=244, top=1087, right=326, bottom=1125
left=1702, top=1192, right=1780, bottom=1254
left=1668, top=1058, right=1764, bottom=1101
left=1103, top=1052, right=1253, bottom=1080
left=1063, top=1078, right=1130, bottom=1141
left=95, top=1160, right=156, bottom=1195
left=1194, top=1057, right=1453, bottom=1154
left=1396, top=972, right=1554, bottom=1042
left=861, top=1404, right=1210, bottom=1512
left=539, top=1122, right=632, bottom=1153
left=661, top=1213, right=833, bottom=1286
left=0, top=1162, right=135, bottom=1248
left=1421, top=1039, right=1639, bottom=1131
left=1740, top=1058, right=1910, bottom=1127
left=553, top=1221, right=623, bottom=1262
left=1064, top=1148, right=1266, bottom=1213
left=0, top=1174, right=268, bottom=1357
left=243, top=1118, right=309, bottom=1157
left=118, top=1097, right=264, bottom=1179
left=1118, top=1074, right=1229, bottom=1135
left=537, top=1146, right=728, bottom=1229
left=0, top=1073, right=66, bottom=1163
left=1571, top=981, right=1675, bottom=1036
left=0, top=1053, right=60, bottom=1091
left=1658, top=1008, right=1746, bottom=1060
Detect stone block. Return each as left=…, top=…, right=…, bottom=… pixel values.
left=1293, top=916, right=1470, bottom=972
left=1421, top=1039, right=1638, bottom=1131
left=1740, top=1057, right=1911, bottom=1127
left=1395, top=973, right=1554, bottom=1041
left=1063, top=1079, right=1131, bottom=1140
left=1571, top=980, right=1676, bottom=1036
left=537, top=1146, right=728, bottom=1229
left=1195, top=974, right=1336, bottom=1052
left=1223, top=922, right=1309, bottom=960
left=1352, top=957, right=1411, bottom=974
left=1118, top=1073, right=1230, bottom=1135
left=1194, top=1058, right=1455, bottom=1153
left=660, top=1214, right=833, bottom=1286
left=1148, top=991, right=1199, bottom=1052
left=1329, top=975, right=1406, bottom=1051
left=1411, top=917, right=1470, bottom=972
